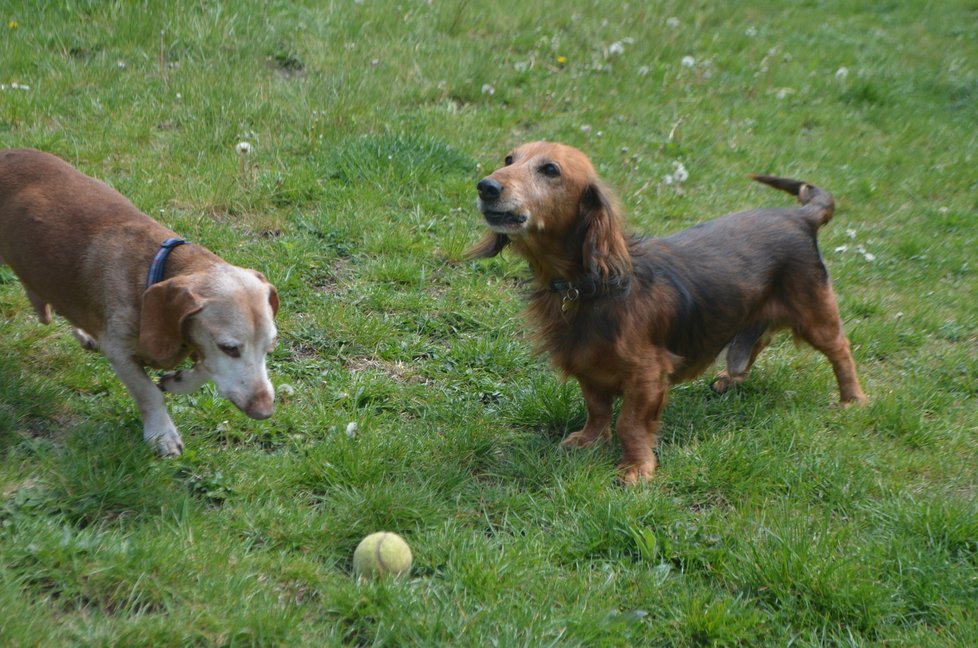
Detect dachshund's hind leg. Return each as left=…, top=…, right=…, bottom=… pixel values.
left=712, top=322, right=773, bottom=394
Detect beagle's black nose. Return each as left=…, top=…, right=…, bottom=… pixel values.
left=477, top=178, right=503, bottom=201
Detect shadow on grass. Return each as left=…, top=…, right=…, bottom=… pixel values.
left=0, top=353, right=67, bottom=452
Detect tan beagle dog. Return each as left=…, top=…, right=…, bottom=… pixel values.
left=0, top=148, right=279, bottom=455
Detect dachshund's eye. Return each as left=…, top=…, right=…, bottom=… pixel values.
left=504, top=155, right=514, bottom=165
left=219, top=344, right=241, bottom=358
left=539, top=162, right=560, bottom=177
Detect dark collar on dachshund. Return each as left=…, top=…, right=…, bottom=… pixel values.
left=145, top=238, right=189, bottom=289
left=548, top=273, right=631, bottom=311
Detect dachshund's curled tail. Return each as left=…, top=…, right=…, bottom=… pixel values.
left=751, top=174, right=835, bottom=228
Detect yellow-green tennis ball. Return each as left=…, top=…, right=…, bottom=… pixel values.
left=353, top=532, right=412, bottom=579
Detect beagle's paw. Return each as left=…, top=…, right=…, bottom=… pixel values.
left=71, top=327, right=99, bottom=352
left=145, top=423, right=184, bottom=457
left=158, top=366, right=209, bottom=395
left=158, top=370, right=186, bottom=393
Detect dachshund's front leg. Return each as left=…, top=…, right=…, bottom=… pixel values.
left=560, top=380, right=613, bottom=449
left=616, top=374, right=669, bottom=485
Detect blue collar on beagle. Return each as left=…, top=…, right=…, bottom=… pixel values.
left=145, top=238, right=188, bottom=288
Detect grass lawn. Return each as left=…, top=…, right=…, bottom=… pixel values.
left=1, top=0, right=976, bottom=645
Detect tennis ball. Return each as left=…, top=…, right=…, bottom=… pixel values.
left=353, top=532, right=412, bottom=579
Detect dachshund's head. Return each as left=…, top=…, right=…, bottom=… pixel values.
left=469, top=141, right=631, bottom=283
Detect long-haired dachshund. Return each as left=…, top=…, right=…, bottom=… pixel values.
left=469, top=141, right=866, bottom=484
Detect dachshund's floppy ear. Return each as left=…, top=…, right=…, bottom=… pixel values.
left=465, top=232, right=510, bottom=260
left=580, top=179, right=632, bottom=281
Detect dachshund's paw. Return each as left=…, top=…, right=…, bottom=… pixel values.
left=836, top=393, right=869, bottom=409
left=560, top=429, right=607, bottom=449
left=711, top=372, right=744, bottom=394
left=618, top=458, right=658, bottom=485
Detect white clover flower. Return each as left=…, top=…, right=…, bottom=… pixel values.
left=481, top=83, right=495, bottom=95
left=776, top=88, right=791, bottom=100
left=236, top=141, right=253, bottom=155
left=580, top=124, right=592, bottom=134
left=835, top=67, right=849, bottom=80
left=863, top=251, right=876, bottom=262
left=638, top=65, right=650, bottom=76
left=681, top=55, right=696, bottom=68
left=608, top=41, right=625, bottom=56
left=666, top=17, right=681, bottom=28
left=846, top=228, right=857, bottom=239
left=745, top=26, right=758, bottom=37
left=345, top=421, right=359, bottom=438
left=834, top=245, right=848, bottom=253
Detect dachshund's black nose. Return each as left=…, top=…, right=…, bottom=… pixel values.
left=477, top=178, right=503, bottom=201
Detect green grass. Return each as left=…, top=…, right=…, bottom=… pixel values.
left=2, top=0, right=976, bottom=645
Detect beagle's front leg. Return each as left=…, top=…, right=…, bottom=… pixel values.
left=101, top=343, right=184, bottom=456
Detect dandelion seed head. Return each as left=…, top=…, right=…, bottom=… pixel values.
left=277, top=383, right=295, bottom=398
left=235, top=141, right=253, bottom=155
left=672, top=161, right=688, bottom=183
left=666, top=17, right=680, bottom=28
left=681, top=55, right=696, bottom=68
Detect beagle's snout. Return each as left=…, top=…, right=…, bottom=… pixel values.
left=242, top=389, right=275, bottom=420
left=477, top=178, right=503, bottom=201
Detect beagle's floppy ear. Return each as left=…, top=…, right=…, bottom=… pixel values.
left=251, top=270, right=280, bottom=317
left=579, top=179, right=632, bottom=282
left=139, top=278, right=205, bottom=366
left=465, top=232, right=510, bottom=260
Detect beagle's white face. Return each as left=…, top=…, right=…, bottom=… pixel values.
left=184, top=266, right=278, bottom=419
